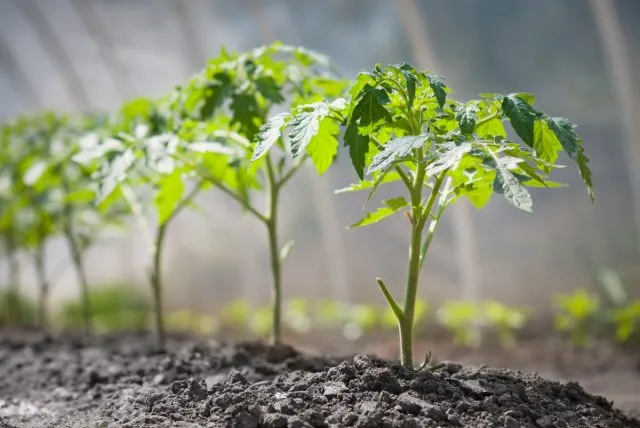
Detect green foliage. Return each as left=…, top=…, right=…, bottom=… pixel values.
left=59, top=284, right=149, bottom=333
left=165, top=310, right=219, bottom=336
left=249, top=305, right=273, bottom=338
left=283, top=297, right=312, bottom=334
left=313, top=299, right=349, bottom=329
left=274, top=61, right=593, bottom=366
left=594, top=266, right=640, bottom=345
left=436, top=301, right=483, bottom=348
left=169, top=42, right=347, bottom=345
left=482, top=301, right=529, bottom=347
left=0, top=111, right=130, bottom=331
left=221, top=298, right=253, bottom=326
left=343, top=304, right=379, bottom=340
left=553, top=289, right=600, bottom=348
left=436, top=300, right=529, bottom=348
left=611, top=301, right=640, bottom=344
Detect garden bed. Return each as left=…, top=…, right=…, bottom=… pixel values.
left=1, top=331, right=639, bottom=427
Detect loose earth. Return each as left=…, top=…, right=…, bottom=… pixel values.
left=0, top=332, right=638, bottom=427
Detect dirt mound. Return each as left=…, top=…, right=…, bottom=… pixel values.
left=0, top=332, right=638, bottom=427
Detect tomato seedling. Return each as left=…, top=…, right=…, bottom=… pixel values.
left=74, top=97, right=203, bottom=347
left=173, top=42, right=346, bottom=345
left=2, top=112, right=126, bottom=331
left=276, top=63, right=594, bottom=367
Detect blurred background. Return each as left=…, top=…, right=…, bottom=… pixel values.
left=0, top=0, right=638, bottom=316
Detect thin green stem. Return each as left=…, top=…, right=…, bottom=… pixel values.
left=476, top=111, right=499, bottom=127
left=64, top=227, right=92, bottom=335
left=265, top=154, right=283, bottom=345
left=376, top=278, right=403, bottom=320
left=395, top=166, right=413, bottom=189
left=419, top=205, right=446, bottom=270
left=150, top=223, right=168, bottom=349
left=148, top=183, right=202, bottom=350
left=34, top=243, right=49, bottom=328
left=60, top=173, right=92, bottom=335
left=419, top=176, right=451, bottom=269
left=5, top=232, right=22, bottom=322
left=418, top=172, right=447, bottom=230
left=278, top=154, right=308, bottom=188
left=121, top=184, right=155, bottom=256
left=167, top=182, right=203, bottom=224
left=189, top=161, right=267, bottom=222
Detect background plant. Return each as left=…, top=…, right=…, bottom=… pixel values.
left=595, top=266, right=640, bottom=344
left=74, top=97, right=204, bottom=348
left=59, top=283, right=149, bottom=333
left=1, top=112, right=127, bottom=332
left=436, top=301, right=483, bottom=348
left=274, top=62, right=594, bottom=367
left=553, top=288, right=600, bottom=347
left=482, top=300, right=529, bottom=347
left=169, top=42, right=347, bottom=345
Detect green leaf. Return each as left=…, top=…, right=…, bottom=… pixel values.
left=229, top=93, right=261, bottom=139
left=288, top=103, right=330, bottom=157
left=520, top=179, right=567, bottom=188
left=349, top=196, right=409, bottom=228
left=476, top=117, right=507, bottom=139
left=533, top=120, right=562, bottom=171
left=427, top=75, right=447, bottom=109
left=514, top=92, right=536, bottom=105
left=401, top=68, right=418, bottom=109
left=255, top=75, right=284, bottom=103
left=456, top=104, right=478, bottom=135
left=97, top=149, right=136, bottom=202
left=306, top=118, right=339, bottom=175
left=494, top=159, right=533, bottom=212
left=450, top=157, right=495, bottom=209
left=154, top=171, right=185, bottom=225
left=577, top=150, right=595, bottom=201
left=200, top=73, right=233, bottom=119
left=502, top=94, right=537, bottom=147
left=188, top=142, right=242, bottom=156
left=367, top=134, right=429, bottom=175
left=252, top=112, right=290, bottom=161
left=547, top=117, right=579, bottom=160
left=427, top=142, right=474, bottom=177
left=335, top=170, right=401, bottom=194
left=351, top=84, right=392, bottom=134
left=547, top=116, right=594, bottom=201
left=344, top=122, right=370, bottom=180
left=23, top=162, right=48, bottom=186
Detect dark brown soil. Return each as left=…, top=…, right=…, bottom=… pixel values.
left=1, top=331, right=639, bottom=428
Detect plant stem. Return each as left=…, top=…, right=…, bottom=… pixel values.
left=265, top=154, right=282, bottom=345
left=64, top=227, right=92, bottom=335
left=179, top=155, right=268, bottom=222
left=399, top=218, right=424, bottom=368
left=398, top=149, right=428, bottom=367
left=150, top=223, right=168, bottom=349
left=148, top=182, right=201, bottom=349
left=34, top=243, right=49, bottom=328
left=5, top=232, right=22, bottom=322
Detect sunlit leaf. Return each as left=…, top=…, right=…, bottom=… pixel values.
left=349, top=196, right=409, bottom=228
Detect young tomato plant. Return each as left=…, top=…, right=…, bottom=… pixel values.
left=281, top=63, right=594, bottom=367
left=1, top=112, right=124, bottom=331
left=553, top=288, right=600, bottom=347
left=74, top=97, right=203, bottom=348
left=172, top=42, right=346, bottom=345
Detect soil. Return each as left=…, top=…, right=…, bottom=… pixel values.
left=1, top=331, right=639, bottom=428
